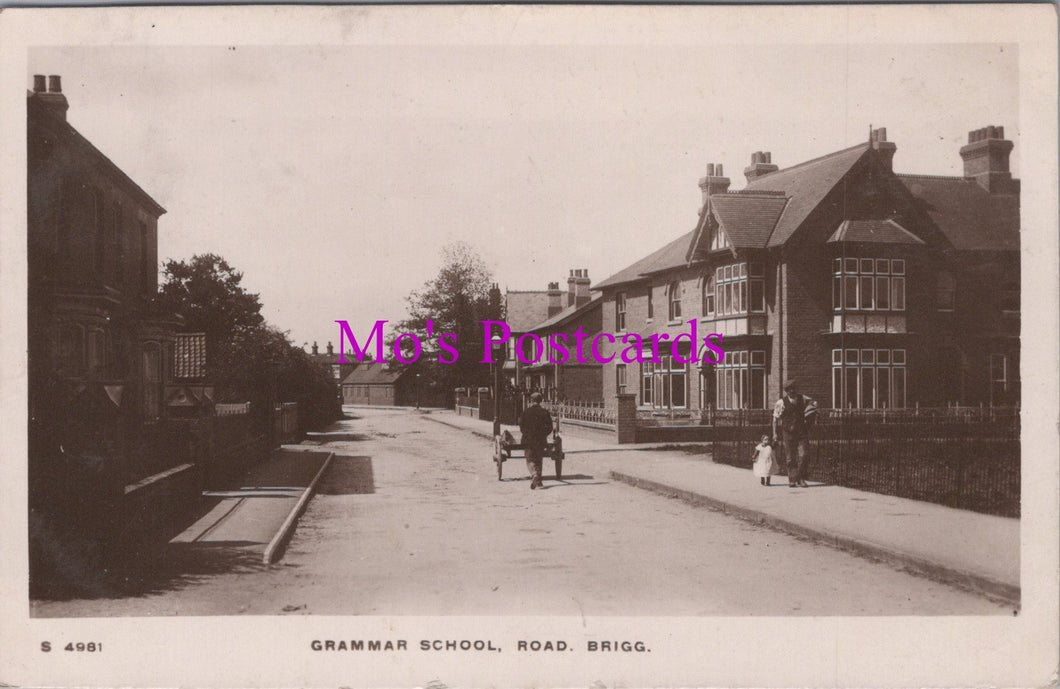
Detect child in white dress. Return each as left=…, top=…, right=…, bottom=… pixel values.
left=751, top=435, right=777, bottom=486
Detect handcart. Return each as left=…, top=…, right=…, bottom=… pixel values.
left=492, top=419, right=565, bottom=481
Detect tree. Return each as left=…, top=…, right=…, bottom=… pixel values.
left=158, top=254, right=265, bottom=371
left=392, top=242, right=503, bottom=394
left=160, top=253, right=339, bottom=431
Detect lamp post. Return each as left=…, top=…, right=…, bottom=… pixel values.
left=491, top=334, right=505, bottom=438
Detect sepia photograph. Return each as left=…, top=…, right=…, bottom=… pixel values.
left=1, top=4, right=1057, bottom=688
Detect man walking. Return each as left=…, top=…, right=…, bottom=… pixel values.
left=772, top=379, right=818, bottom=488
left=519, top=392, right=554, bottom=490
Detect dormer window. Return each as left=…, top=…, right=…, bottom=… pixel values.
left=710, top=226, right=731, bottom=252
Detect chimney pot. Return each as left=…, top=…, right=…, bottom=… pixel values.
left=716, top=163, right=723, bottom=176
left=33, top=75, right=46, bottom=92
left=960, top=124, right=1015, bottom=193
left=764, top=152, right=771, bottom=163
left=48, top=75, right=62, bottom=93
left=312, top=341, right=319, bottom=355
left=327, top=342, right=334, bottom=356
left=706, top=163, right=715, bottom=176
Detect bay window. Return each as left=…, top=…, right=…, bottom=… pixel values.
left=710, top=262, right=765, bottom=318
left=833, top=257, right=905, bottom=311
left=831, top=348, right=906, bottom=409
left=716, top=349, right=766, bottom=409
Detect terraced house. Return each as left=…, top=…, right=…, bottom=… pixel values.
left=594, top=126, right=1020, bottom=412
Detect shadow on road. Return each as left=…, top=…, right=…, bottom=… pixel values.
left=316, top=455, right=375, bottom=495
left=305, top=433, right=370, bottom=442
left=31, top=541, right=266, bottom=605
left=498, top=473, right=600, bottom=484
left=538, top=480, right=608, bottom=489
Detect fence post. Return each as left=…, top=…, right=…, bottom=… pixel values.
left=615, top=393, right=637, bottom=444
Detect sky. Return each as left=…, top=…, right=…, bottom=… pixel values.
left=30, top=41, right=1018, bottom=353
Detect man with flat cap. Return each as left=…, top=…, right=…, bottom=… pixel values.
left=772, top=379, right=818, bottom=488
left=519, top=392, right=554, bottom=490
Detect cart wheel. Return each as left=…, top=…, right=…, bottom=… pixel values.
left=555, top=458, right=563, bottom=481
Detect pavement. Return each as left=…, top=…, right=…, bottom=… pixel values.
left=171, top=447, right=333, bottom=563
left=423, top=408, right=1021, bottom=606
left=166, top=408, right=1019, bottom=604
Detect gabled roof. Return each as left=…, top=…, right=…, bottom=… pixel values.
left=27, top=93, right=167, bottom=217
left=709, top=191, right=790, bottom=249
left=827, top=219, right=925, bottom=245
left=898, top=175, right=1019, bottom=251
left=341, top=362, right=409, bottom=386
left=744, top=143, right=871, bottom=247
left=505, top=290, right=550, bottom=332
left=594, top=230, right=696, bottom=290
left=528, top=294, right=602, bottom=332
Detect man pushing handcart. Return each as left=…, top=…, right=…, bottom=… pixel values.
left=492, top=391, right=564, bottom=487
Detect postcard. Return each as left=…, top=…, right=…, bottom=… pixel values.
left=1, top=4, right=1056, bottom=687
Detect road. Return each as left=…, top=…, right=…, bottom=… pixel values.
left=32, top=407, right=1008, bottom=616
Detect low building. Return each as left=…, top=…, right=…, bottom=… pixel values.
left=341, top=361, right=422, bottom=406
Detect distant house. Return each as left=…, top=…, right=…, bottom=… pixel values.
left=306, top=341, right=357, bottom=399
left=502, top=287, right=551, bottom=389
left=503, top=269, right=594, bottom=394
left=341, top=361, right=420, bottom=406
left=525, top=291, right=604, bottom=402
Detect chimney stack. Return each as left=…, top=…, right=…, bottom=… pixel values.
left=870, top=127, right=897, bottom=173
left=960, top=125, right=1015, bottom=193
left=698, top=161, right=731, bottom=208
left=567, top=269, right=591, bottom=308
left=326, top=342, right=334, bottom=356
left=744, top=150, right=779, bottom=182
left=31, top=73, right=69, bottom=120
left=312, top=341, right=319, bottom=355
left=547, top=281, right=563, bottom=317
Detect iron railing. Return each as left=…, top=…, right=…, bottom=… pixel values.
left=710, top=408, right=1020, bottom=517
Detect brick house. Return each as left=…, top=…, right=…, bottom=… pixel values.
left=27, top=75, right=213, bottom=575
left=594, top=126, right=1019, bottom=411
left=524, top=289, right=604, bottom=402
left=27, top=74, right=203, bottom=478
left=502, top=269, right=594, bottom=393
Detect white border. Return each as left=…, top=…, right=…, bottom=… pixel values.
left=1, top=5, right=1056, bottom=687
